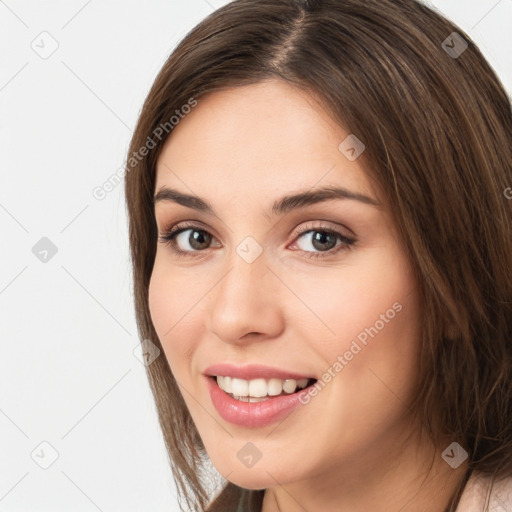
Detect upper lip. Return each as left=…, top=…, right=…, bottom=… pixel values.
left=204, top=363, right=316, bottom=381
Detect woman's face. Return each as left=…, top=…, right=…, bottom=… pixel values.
left=149, top=79, right=423, bottom=490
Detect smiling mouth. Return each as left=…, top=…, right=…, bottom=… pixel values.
left=210, top=375, right=318, bottom=402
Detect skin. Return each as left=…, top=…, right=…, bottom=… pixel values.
left=148, top=78, right=468, bottom=512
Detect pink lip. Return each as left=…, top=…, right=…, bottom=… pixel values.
left=206, top=376, right=312, bottom=427
left=203, top=363, right=314, bottom=381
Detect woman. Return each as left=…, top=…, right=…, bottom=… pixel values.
left=124, top=0, right=512, bottom=510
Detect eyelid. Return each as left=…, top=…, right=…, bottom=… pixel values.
left=290, top=220, right=355, bottom=240
left=158, top=218, right=352, bottom=240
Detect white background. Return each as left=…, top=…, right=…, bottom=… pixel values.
left=1, top=1, right=511, bottom=511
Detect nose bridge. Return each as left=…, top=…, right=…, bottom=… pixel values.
left=207, top=236, right=284, bottom=342
left=217, top=238, right=270, bottom=311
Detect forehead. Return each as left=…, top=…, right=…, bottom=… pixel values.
left=155, top=79, right=378, bottom=206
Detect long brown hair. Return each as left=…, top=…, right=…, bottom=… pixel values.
left=124, top=0, right=512, bottom=510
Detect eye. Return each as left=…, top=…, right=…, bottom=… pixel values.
left=158, top=220, right=357, bottom=259
left=158, top=221, right=220, bottom=258
left=289, top=222, right=356, bottom=259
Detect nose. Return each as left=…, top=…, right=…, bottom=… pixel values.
left=206, top=245, right=285, bottom=346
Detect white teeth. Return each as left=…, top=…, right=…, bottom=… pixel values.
left=223, top=376, right=232, bottom=393
left=268, top=378, right=284, bottom=396
left=248, top=378, right=268, bottom=397
left=231, top=378, right=249, bottom=397
left=283, top=379, right=297, bottom=393
left=215, top=376, right=311, bottom=399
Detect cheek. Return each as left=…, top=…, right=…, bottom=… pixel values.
left=148, top=260, right=172, bottom=337
left=290, top=247, right=422, bottom=412
left=287, top=254, right=421, bottom=457
left=288, top=248, right=418, bottom=350
left=148, top=257, right=200, bottom=379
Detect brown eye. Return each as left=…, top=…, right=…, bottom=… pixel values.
left=181, top=229, right=212, bottom=251
left=160, top=227, right=213, bottom=251
left=158, top=222, right=219, bottom=257
left=291, top=223, right=356, bottom=259
left=158, top=221, right=356, bottom=260
left=308, top=231, right=338, bottom=251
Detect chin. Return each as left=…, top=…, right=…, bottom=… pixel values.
left=224, top=472, right=273, bottom=491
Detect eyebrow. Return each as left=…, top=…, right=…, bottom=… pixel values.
left=153, top=185, right=381, bottom=216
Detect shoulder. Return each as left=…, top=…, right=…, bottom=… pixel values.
left=455, top=471, right=512, bottom=511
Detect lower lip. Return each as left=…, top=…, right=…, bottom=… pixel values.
left=206, top=376, right=310, bottom=428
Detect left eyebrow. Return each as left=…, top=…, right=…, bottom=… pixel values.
left=269, top=186, right=381, bottom=216
left=153, top=185, right=381, bottom=216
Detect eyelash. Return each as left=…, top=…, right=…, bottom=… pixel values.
left=158, top=221, right=357, bottom=260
